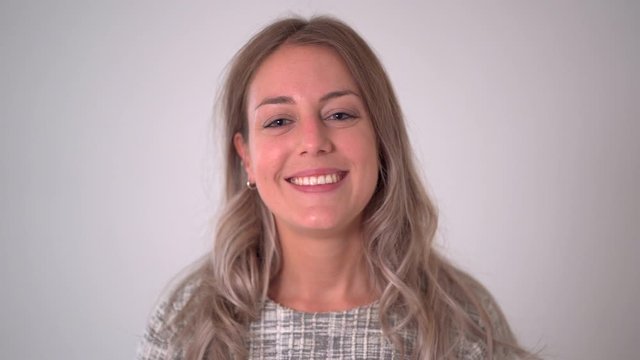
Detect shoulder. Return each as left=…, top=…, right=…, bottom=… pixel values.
left=467, top=274, right=517, bottom=346
left=451, top=269, right=525, bottom=359
left=137, top=277, right=200, bottom=360
left=451, top=268, right=516, bottom=342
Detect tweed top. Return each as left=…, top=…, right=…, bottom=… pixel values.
left=137, top=287, right=488, bottom=360
left=247, top=299, right=419, bottom=359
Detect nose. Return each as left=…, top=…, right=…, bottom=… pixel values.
left=298, top=115, right=333, bottom=156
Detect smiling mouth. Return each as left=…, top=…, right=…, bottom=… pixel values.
left=287, top=171, right=347, bottom=186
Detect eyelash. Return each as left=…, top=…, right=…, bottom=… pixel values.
left=326, top=112, right=355, bottom=121
left=262, top=112, right=357, bottom=129
left=264, top=118, right=291, bottom=128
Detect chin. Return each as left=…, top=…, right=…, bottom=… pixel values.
left=295, top=213, right=358, bottom=236
left=300, top=218, right=341, bottom=232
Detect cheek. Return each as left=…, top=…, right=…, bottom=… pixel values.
left=359, top=134, right=380, bottom=193
left=250, top=138, right=288, bottom=180
left=346, top=130, right=378, bottom=170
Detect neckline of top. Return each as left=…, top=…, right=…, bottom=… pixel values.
left=264, top=297, right=380, bottom=315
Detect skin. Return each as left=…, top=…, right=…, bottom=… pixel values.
left=234, top=44, right=380, bottom=311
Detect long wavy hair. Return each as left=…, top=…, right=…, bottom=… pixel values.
left=164, top=16, right=531, bottom=359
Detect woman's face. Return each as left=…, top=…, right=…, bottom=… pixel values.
left=235, top=44, right=379, bottom=239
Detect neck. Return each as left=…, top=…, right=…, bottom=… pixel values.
left=268, top=224, right=378, bottom=312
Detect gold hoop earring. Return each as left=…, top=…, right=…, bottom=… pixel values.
left=246, top=181, right=256, bottom=190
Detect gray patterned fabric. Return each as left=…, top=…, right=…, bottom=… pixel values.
left=248, top=299, right=416, bottom=359
left=137, top=288, right=487, bottom=360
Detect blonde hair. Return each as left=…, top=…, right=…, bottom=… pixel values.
left=164, top=16, right=532, bottom=359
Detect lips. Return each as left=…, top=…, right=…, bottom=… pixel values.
left=286, top=170, right=347, bottom=186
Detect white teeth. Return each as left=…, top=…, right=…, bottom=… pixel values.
left=289, top=173, right=342, bottom=186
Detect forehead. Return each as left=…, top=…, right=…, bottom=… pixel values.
left=247, top=44, right=359, bottom=105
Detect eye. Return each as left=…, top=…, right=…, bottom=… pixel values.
left=327, top=112, right=355, bottom=121
left=264, top=118, right=291, bottom=128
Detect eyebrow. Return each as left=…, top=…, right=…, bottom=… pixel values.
left=254, top=90, right=360, bottom=110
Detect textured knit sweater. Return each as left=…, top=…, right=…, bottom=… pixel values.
left=137, top=285, right=491, bottom=360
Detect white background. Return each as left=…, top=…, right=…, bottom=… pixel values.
left=1, top=1, right=638, bottom=359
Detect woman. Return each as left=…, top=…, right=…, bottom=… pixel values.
left=138, top=16, right=534, bottom=359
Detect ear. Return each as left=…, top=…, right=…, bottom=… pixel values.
left=233, top=132, right=254, bottom=181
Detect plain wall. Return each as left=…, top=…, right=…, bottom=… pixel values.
left=1, top=1, right=638, bottom=359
